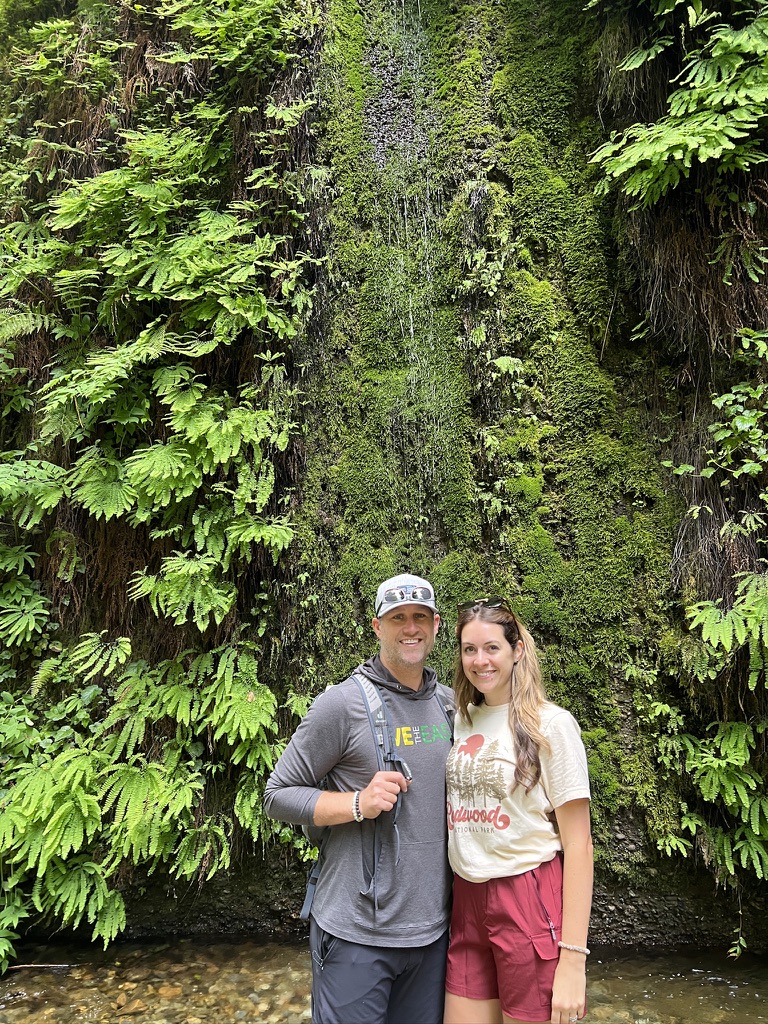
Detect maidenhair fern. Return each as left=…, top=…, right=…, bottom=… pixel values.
left=129, top=552, right=238, bottom=630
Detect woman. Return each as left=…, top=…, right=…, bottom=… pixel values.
left=444, top=598, right=593, bottom=1024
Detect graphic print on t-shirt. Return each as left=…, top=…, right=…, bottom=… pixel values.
left=394, top=721, right=452, bottom=747
left=446, top=734, right=511, bottom=832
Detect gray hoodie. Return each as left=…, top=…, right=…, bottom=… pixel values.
left=263, top=656, right=454, bottom=947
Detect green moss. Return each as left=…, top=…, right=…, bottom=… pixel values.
left=285, top=0, right=688, bottom=879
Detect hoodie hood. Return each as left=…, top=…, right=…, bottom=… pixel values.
left=358, top=654, right=439, bottom=701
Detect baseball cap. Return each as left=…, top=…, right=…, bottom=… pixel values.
left=374, top=573, right=438, bottom=618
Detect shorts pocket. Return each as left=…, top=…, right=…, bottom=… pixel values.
left=531, top=929, right=560, bottom=1009
left=531, top=930, right=559, bottom=961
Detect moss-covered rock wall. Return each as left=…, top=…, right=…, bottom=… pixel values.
left=287, top=0, right=679, bottom=880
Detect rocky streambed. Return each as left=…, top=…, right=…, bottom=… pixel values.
left=1, top=939, right=767, bottom=1024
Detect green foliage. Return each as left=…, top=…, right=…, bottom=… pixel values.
left=589, top=0, right=768, bottom=928
left=642, top=330, right=768, bottom=896
left=129, top=553, right=238, bottom=631
left=0, top=637, right=281, bottom=967
left=2, top=0, right=759, bottom=968
left=0, top=458, right=68, bottom=530
left=592, top=2, right=768, bottom=206
left=0, top=0, right=317, bottom=970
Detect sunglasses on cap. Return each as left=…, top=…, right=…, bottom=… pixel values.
left=458, top=596, right=512, bottom=611
left=376, top=585, right=434, bottom=615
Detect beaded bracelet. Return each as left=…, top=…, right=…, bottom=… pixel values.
left=352, top=792, right=364, bottom=823
left=558, top=941, right=590, bottom=955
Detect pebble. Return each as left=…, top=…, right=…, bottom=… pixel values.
left=157, top=985, right=183, bottom=998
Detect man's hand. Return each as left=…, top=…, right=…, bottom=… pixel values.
left=359, top=770, right=410, bottom=818
left=312, top=771, right=411, bottom=826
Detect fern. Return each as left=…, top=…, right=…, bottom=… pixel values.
left=592, top=4, right=768, bottom=206
left=0, top=0, right=315, bottom=968
left=0, top=459, right=68, bottom=529
left=45, top=529, right=84, bottom=583
left=190, top=499, right=293, bottom=569
left=69, top=446, right=137, bottom=520
left=199, top=648, right=277, bottom=765
left=733, top=825, right=768, bottom=877
left=172, top=816, right=232, bottom=881
left=0, top=306, right=55, bottom=344
left=687, top=572, right=768, bottom=683
left=105, top=711, right=150, bottom=761
left=128, top=552, right=237, bottom=630
left=69, top=631, right=132, bottom=681
left=29, top=857, right=126, bottom=947
left=100, top=756, right=204, bottom=866
left=4, top=749, right=104, bottom=874
left=125, top=439, right=204, bottom=513
left=233, top=772, right=263, bottom=840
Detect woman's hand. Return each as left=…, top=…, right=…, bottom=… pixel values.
left=550, top=947, right=586, bottom=1023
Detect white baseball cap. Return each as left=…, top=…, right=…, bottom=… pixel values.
left=375, top=573, right=438, bottom=618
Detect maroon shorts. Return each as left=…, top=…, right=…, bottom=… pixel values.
left=445, top=854, right=563, bottom=1023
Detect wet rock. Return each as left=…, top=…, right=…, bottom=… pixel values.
left=157, top=985, right=183, bottom=998
left=117, top=998, right=148, bottom=1014
left=124, top=966, right=150, bottom=983
left=3, top=941, right=763, bottom=1024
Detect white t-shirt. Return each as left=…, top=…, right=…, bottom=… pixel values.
left=446, top=701, right=590, bottom=882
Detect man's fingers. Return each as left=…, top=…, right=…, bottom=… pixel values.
left=374, top=770, right=409, bottom=791
left=359, top=771, right=410, bottom=818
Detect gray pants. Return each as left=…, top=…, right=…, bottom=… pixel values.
left=309, top=917, right=449, bottom=1024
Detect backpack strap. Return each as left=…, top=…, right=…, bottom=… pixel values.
left=350, top=672, right=392, bottom=772
left=299, top=833, right=327, bottom=920
left=434, top=689, right=455, bottom=739
left=301, top=674, right=452, bottom=919
left=350, top=673, right=397, bottom=911
left=300, top=672, right=394, bottom=919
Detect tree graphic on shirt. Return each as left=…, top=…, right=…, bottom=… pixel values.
left=475, top=739, right=506, bottom=806
left=451, top=736, right=508, bottom=806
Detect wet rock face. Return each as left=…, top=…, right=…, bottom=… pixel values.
left=103, top=846, right=768, bottom=952
left=591, top=876, right=760, bottom=950
left=119, top=854, right=309, bottom=944
left=363, top=39, right=435, bottom=171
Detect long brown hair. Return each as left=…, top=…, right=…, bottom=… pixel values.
left=453, top=602, right=549, bottom=792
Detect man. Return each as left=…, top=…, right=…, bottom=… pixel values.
left=264, top=573, right=454, bottom=1024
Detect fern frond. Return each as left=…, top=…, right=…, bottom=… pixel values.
left=69, top=446, right=137, bottom=520
left=0, top=305, right=55, bottom=344
left=70, top=631, right=132, bottom=681
left=172, top=816, right=232, bottom=881
left=0, top=459, right=68, bottom=529
left=125, top=439, right=203, bottom=513
left=128, top=552, right=237, bottom=630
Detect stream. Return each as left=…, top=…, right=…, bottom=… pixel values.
left=0, top=939, right=765, bottom=1023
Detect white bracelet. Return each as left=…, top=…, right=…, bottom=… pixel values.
left=558, top=941, right=590, bottom=955
left=352, top=792, right=364, bottom=823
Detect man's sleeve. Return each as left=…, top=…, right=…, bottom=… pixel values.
left=263, top=687, right=349, bottom=827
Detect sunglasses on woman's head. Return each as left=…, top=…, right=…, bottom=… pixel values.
left=458, top=596, right=511, bottom=611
